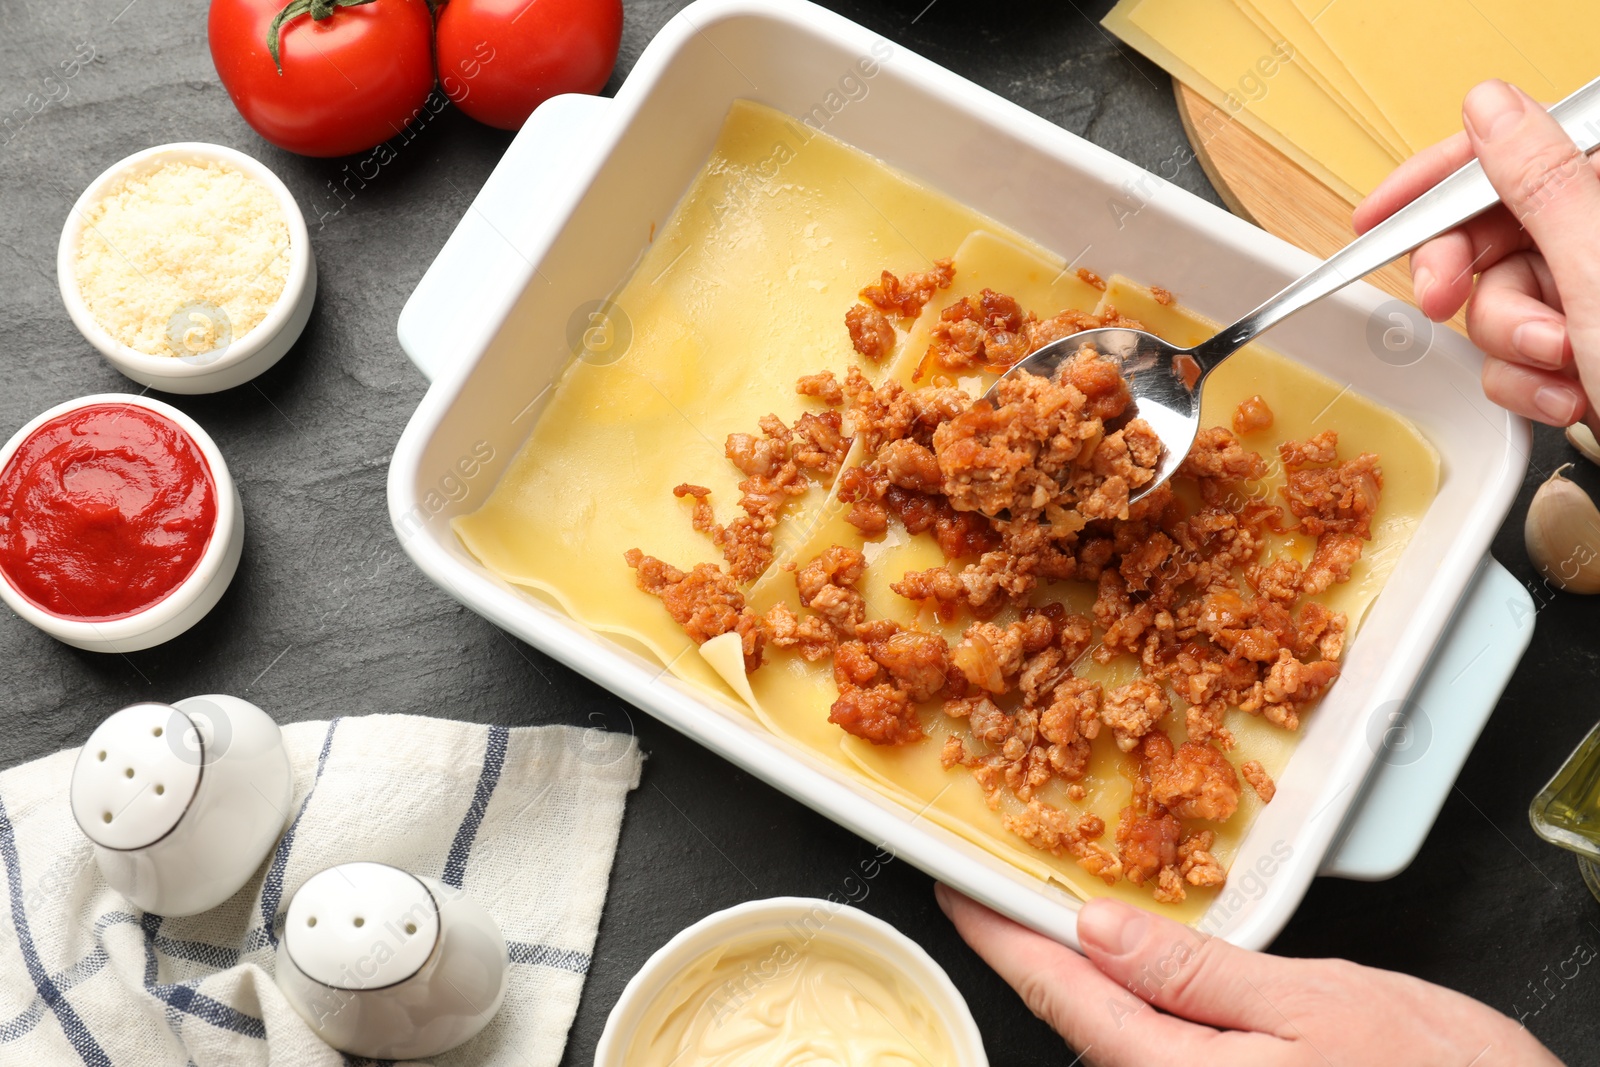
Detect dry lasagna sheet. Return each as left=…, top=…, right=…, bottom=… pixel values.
left=455, top=100, right=1438, bottom=922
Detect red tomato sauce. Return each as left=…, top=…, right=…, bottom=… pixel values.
left=0, top=404, right=217, bottom=621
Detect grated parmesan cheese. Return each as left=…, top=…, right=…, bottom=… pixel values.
left=74, top=159, right=290, bottom=358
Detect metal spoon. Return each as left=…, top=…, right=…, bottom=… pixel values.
left=987, top=75, right=1600, bottom=503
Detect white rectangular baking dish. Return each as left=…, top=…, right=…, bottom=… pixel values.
left=388, top=0, right=1532, bottom=950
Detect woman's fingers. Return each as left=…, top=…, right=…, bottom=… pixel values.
left=933, top=886, right=1265, bottom=1067
left=939, top=887, right=1560, bottom=1067
left=1356, top=83, right=1600, bottom=324
left=1481, top=355, right=1588, bottom=425
left=1353, top=130, right=1473, bottom=234
left=1467, top=252, right=1573, bottom=371
left=1464, top=82, right=1600, bottom=294
left=1464, top=81, right=1600, bottom=380
left=1408, top=209, right=1534, bottom=321
left=1353, top=121, right=1600, bottom=238
left=1075, top=898, right=1300, bottom=1036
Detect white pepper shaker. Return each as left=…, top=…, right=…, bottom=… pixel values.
left=275, top=861, right=509, bottom=1060
left=70, top=695, right=293, bottom=916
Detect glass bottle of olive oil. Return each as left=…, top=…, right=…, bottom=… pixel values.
left=1529, top=720, right=1600, bottom=873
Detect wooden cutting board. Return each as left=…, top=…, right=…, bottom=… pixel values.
left=1174, top=82, right=1468, bottom=333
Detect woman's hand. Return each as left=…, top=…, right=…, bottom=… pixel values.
left=936, top=885, right=1560, bottom=1066
left=1353, top=79, right=1600, bottom=431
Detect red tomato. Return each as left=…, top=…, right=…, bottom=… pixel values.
left=209, top=0, right=435, bottom=157
left=436, top=0, right=623, bottom=131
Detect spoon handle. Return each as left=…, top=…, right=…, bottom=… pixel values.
left=1192, top=75, right=1600, bottom=368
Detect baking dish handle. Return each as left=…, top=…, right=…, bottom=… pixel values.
left=1319, top=554, right=1535, bottom=880
left=397, top=93, right=616, bottom=383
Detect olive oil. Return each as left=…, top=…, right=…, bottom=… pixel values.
left=1529, top=720, right=1600, bottom=866
left=1581, top=857, right=1600, bottom=903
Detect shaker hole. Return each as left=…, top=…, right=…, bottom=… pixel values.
left=405, top=923, right=417, bottom=935
left=154, top=784, right=165, bottom=796
left=353, top=917, right=365, bottom=928
left=124, top=768, right=135, bottom=779
left=152, top=726, right=163, bottom=737
left=306, top=917, right=317, bottom=928
left=101, top=812, right=112, bottom=823
left=97, top=751, right=106, bottom=761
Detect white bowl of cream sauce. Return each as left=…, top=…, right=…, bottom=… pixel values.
left=595, top=896, right=987, bottom=1066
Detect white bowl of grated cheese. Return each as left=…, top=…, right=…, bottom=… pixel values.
left=57, top=142, right=316, bottom=395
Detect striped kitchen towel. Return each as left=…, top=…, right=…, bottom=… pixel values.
left=0, top=713, right=643, bottom=1066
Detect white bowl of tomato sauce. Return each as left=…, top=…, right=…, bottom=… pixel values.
left=0, top=394, right=242, bottom=652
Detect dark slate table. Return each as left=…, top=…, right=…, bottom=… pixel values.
left=2, top=0, right=1597, bottom=1061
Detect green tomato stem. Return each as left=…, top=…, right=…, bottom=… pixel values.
left=266, top=0, right=380, bottom=74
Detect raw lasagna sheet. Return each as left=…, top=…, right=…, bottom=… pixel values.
left=1103, top=0, right=1398, bottom=202
left=453, top=101, right=1005, bottom=697
left=458, top=101, right=1439, bottom=920
left=1233, top=0, right=1410, bottom=159
left=1287, top=0, right=1600, bottom=151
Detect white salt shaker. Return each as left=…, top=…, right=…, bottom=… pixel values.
left=70, top=695, right=293, bottom=916
left=275, top=861, right=509, bottom=1059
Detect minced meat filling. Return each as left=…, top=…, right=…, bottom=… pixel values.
left=625, top=263, right=1381, bottom=905
left=846, top=258, right=956, bottom=361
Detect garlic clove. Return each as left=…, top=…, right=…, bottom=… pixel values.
left=1567, top=423, right=1600, bottom=467
left=1525, top=463, right=1600, bottom=594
